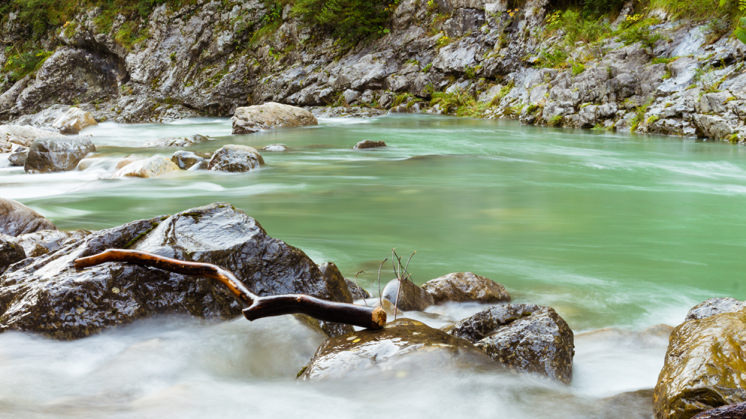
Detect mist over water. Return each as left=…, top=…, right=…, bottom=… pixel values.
left=2, top=114, right=744, bottom=417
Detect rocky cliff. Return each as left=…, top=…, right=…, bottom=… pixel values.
left=1, top=0, right=745, bottom=142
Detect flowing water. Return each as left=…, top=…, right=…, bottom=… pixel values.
left=1, top=114, right=745, bottom=418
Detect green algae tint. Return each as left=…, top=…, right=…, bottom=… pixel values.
left=6, top=114, right=746, bottom=331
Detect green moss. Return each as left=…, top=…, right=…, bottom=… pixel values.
left=571, top=62, right=585, bottom=75
left=2, top=46, right=53, bottom=83
left=548, top=115, right=563, bottom=126
left=421, top=62, right=433, bottom=73
left=430, top=88, right=487, bottom=117
left=630, top=98, right=654, bottom=132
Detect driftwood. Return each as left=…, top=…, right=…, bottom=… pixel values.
left=73, top=249, right=386, bottom=330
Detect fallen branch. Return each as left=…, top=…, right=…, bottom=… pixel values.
left=74, top=249, right=386, bottom=330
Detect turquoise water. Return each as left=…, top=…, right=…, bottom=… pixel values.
left=1, top=114, right=744, bottom=418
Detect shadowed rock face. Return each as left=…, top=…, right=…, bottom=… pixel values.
left=694, top=401, right=746, bottom=419
left=450, top=303, right=575, bottom=384
left=654, top=299, right=746, bottom=419
left=0, top=198, right=57, bottom=236
left=0, top=203, right=352, bottom=339
left=422, top=272, right=511, bottom=304
left=24, top=137, right=95, bottom=173
left=298, top=318, right=496, bottom=380
left=381, top=277, right=434, bottom=311
left=0, top=237, right=25, bottom=274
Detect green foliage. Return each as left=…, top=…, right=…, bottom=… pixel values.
left=548, top=114, right=563, bottom=126
left=616, top=16, right=663, bottom=49
left=571, top=61, right=585, bottom=75
left=535, top=47, right=568, bottom=68
left=736, top=16, right=746, bottom=43
left=2, top=47, right=53, bottom=82
left=547, top=0, right=626, bottom=17
left=291, top=0, right=397, bottom=46
left=430, top=88, right=486, bottom=117
left=630, top=98, right=653, bottom=132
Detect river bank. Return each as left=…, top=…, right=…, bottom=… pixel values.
left=1, top=0, right=745, bottom=143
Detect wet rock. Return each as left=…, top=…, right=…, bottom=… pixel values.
left=653, top=303, right=746, bottom=419
left=115, top=156, right=181, bottom=178
left=693, top=401, right=746, bottom=419
left=51, top=107, right=97, bottom=134
left=170, top=150, right=208, bottom=170
left=0, top=125, right=57, bottom=152
left=12, top=229, right=89, bottom=258
left=24, top=137, right=95, bottom=173
left=381, top=278, right=434, bottom=311
left=262, top=144, right=288, bottom=152
left=7, top=144, right=28, bottom=166
left=146, top=134, right=210, bottom=148
left=298, top=318, right=495, bottom=380
left=208, top=145, right=264, bottom=172
left=686, top=297, right=746, bottom=321
left=0, top=203, right=354, bottom=339
left=422, top=272, right=511, bottom=304
left=693, top=114, right=734, bottom=140
left=353, top=139, right=387, bottom=150
left=345, top=279, right=371, bottom=300
left=316, top=262, right=356, bottom=337
left=0, top=198, right=57, bottom=236
left=0, top=237, right=25, bottom=274
left=232, top=102, right=318, bottom=134
left=451, top=303, right=575, bottom=383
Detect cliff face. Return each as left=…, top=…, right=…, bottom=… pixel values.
left=1, top=0, right=745, bottom=142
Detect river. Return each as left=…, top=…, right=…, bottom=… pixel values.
left=1, top=114, right=744, bottom=418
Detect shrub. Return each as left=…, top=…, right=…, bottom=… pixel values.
left=291, top=0, right=397, bottom=46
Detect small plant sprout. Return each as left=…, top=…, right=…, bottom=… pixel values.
left=391, top=249, right=416, bottom=320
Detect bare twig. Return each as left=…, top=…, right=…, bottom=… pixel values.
left=377, top=257, right=388, bottom=306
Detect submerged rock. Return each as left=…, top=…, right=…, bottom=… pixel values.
left=298, top=318, right=495, bottom=380
left=451, top=304, right=575, bottom=384
left=262, top=144, right=289, bottom=152
left=24, top=137, right=95, bottom=173
left=0, top=198, right=57, bottom=236
left=51, top=107, right=97, bottom=134
left=422, top=272, right=511, bottom=304
left=115, top=156, right=181, bottom=178
left=208, top=145, right=264, bottom=172
left=147, top=134, right=210, bottom=148
left=381, top=277, right=434, bottom=311
left=232, top=102, right=318, bottom=134
left=653, top=300, right=746, bottom=419
left=7, top=144, right=28, bottom=166
left=593, top=389, right=655, bottom=419
left=353, top=139, right=386, bottom=150
left=0, top=203, right=353, bottom=339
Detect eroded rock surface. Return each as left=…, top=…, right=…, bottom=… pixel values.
left=232, top=102, right=317, bottom=134
left=51, top=107, right=97, bottom=134
left=0, top=198, right=57, bottom=236
left=208, top=144, right=264, bottom=172
left=422, top=272, right=511, bottom=304
left=451, top=303, right=574, bottom=383
left=0, top=203, right=354, bottom=339
left=299, top=318, right=495, bottom=380
left=115, top=156, right=181, bottom=178
left=24, top=137, right=95, bottom=173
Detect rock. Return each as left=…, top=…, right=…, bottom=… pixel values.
left=298, top=318, right=495, bottom=380
left=594, top=389, right=655, bottom=419
left=450, top=303, right=575, bottom=383
left=115, top=156, right=181, bottom=178
left=345, top=279, right=371, bottom=300
left=0, top=125, right=58, bottom=152
left=208, top=145, right=264, bottom=172
left=0, top=237, right=25, bottom=274
left=231, top=102, right=318, bottom=134
left=11, top=229, right=89, bottom=258
left=0, top=203, right=354, bottom=339
left=693, top=114, right=734, bottom=140
left=170, top=150, right=208, bottom=170
left=381, top=278, right=434, bottom=311
left=24, top=137, right=95, bottom=173
left=7, top=144, right=28, bottom=166
left=654, top=304, right=746, bottom=419
left=421, top=272, right=511, bottom=304
left=262, top=144, right=288, bottom=152
left=0, top=198, right=57, bottom=236
left=353, top=139, right=387, bottom=150
left=316, top=262, right=356, bottom=337
left=693, top=401, right=746, bottom=419
left=51, top=107, right=97, bottom=134
left=146, top=134, right=210, bottom=148
left=686, top=297, right=746, bottom=321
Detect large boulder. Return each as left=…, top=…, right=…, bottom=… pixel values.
left=381, top=278, right=434, bottom=311
left=12, top=229, right=89, bottom=257
left=232, top=102, right=318, bottom=134
left=115, top=156, right=181, bottom=178
left=24, top=137, right=95, bottom=173
left=0, top=203, right=353, bottom=339
left=7, top=144, right=28, bottom=166
left=422, top=272, right=511, bottom=304
left=0, top=198, right=57, bottom=236
left=298, top=318, right=495, bottom=380
left=208, top=145, right=264, bottom=172
left=654, top=299, right=746, bottom=419
left=51, top=107, right=97, bottom=134
left=450, top=303, right=575, bottom=384
left=0, top=125, right=57, bottom=152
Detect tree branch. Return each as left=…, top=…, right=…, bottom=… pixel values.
left=74, top=249, right=386, bottom=330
